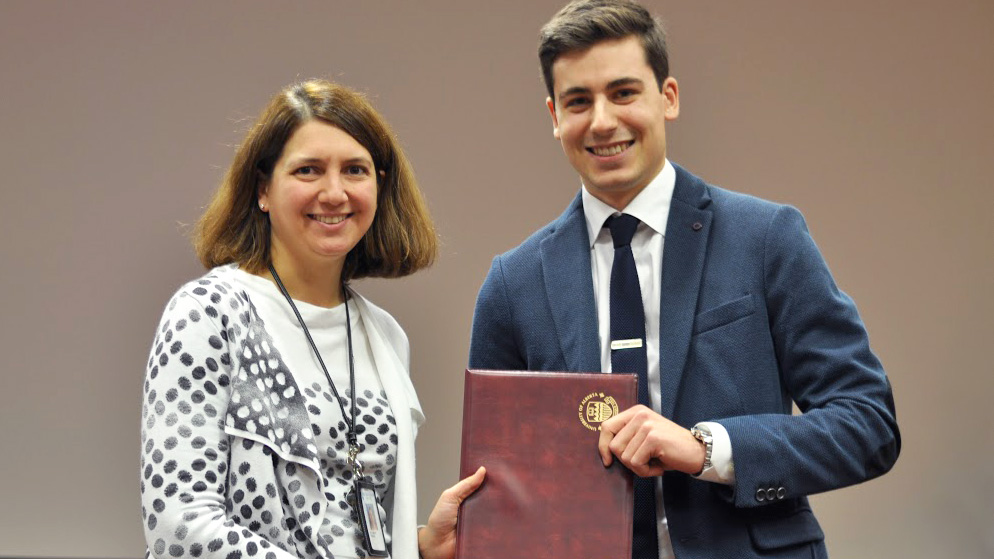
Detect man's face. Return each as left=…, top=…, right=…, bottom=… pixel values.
left=547, top=36, right=679, bottom=210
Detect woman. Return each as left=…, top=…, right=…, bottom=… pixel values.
left=141, top=79, right=483, bottom=559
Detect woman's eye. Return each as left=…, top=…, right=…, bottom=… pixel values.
left=345, top=165, right=370, bottom=176
left=294, top=165, right=319, bottom=177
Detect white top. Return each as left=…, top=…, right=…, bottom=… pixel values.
left=235, top=270, right=398, bottom=558
left=581, top=159, right=735, bottom=559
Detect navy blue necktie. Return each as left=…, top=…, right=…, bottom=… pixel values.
left=606, top=214, right=658, bottom=559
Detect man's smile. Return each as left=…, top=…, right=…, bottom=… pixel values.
left=587, top=140, right=635, bottom=157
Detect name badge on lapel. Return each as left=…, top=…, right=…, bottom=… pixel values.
left=611, top=338, right=643, bottom=350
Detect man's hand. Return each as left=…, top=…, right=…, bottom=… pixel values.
left=418, top=466, right=486, bottom=559
left=597, top=405, right=705, bottom=476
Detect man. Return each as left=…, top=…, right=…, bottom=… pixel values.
left=468, top=1, right=900, bottom=558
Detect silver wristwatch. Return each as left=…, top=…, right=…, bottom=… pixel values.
left=690, top=424, right=713, bottom=476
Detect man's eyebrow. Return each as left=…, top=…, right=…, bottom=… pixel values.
left=607, top=77, right=644, bottom=89
left=557, top=77, right=645, bottom=102
left=558, top=86, right=591, bottom=102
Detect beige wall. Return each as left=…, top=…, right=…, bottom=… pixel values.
left=1, top=1, right=991, bottom=558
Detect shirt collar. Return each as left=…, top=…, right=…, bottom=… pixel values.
left=581, top=159, right=676, bottom=248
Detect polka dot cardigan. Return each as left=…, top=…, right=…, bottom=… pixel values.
left=141, top=266, right=425, bottom=559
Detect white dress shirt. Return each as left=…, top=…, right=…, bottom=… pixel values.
left=581, top=160, right=735, bottom=559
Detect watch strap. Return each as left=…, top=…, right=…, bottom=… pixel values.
left=690, top=424, right=713, bottom=476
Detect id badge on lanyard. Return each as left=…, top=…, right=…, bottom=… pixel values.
left=355, top=478, right=388, bottom=556
left=350, top=445, right=388, bottom=556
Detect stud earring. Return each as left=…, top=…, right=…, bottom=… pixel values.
left=259, top=203, right=266, bottom=211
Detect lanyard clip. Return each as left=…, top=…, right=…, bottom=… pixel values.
left=348, top=443, right=364, bottom=479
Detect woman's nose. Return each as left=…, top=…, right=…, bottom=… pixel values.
left=317, top=175, right=348, bottom=204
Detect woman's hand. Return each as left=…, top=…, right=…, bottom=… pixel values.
left=418, top=466, right=486, bottom=559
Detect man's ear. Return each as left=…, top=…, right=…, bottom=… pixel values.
left=662, top=77, right=680, bottom=121
left=546, top=97, right=561, bottom=140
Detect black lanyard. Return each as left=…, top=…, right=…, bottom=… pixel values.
left=268, top=263, right=364, bottom=478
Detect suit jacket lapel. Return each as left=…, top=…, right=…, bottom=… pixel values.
left=540, top=194, right=601, bottom=372
left=658, top=166, right=713, bottom=419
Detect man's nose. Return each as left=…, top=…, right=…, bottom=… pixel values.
left=589, top=98, right=618, bottom=135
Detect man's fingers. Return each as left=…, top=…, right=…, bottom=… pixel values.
left=598, top=427, right=616, bottom=466
left=619, top=423, right=649, bottom=466
left=608, top=409, right=647, bottom=458
left=620, top=424, right=664, bottom=477
left=631, top=460, right=666, bottom=477
left=599, top=405, right=652, bottom=467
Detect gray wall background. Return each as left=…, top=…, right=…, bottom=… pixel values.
left=1, top=1, right=991, bottom=558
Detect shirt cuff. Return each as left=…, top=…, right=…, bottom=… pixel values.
left=692, top=421, right=735, bottom=485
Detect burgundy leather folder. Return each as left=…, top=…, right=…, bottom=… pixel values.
left=456, top=369, right=636, bottom=559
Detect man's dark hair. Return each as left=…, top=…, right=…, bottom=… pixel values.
left=539, top=0, right=669, bottom=104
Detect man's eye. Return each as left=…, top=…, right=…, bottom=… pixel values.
left=615, top=89, right=636, bottom=99
left=563, top=97, right=590, bottom=109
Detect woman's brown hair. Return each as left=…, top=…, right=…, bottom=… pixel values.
left=194, top=79, right=437, bottom=281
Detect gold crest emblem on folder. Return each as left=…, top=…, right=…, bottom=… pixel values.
left=578, top=392, right=620, bottom=431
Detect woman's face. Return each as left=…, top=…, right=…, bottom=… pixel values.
left=259, top=119, right=378, bottom=275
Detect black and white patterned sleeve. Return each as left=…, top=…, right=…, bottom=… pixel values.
left=140, top=287, right=296, bottom=559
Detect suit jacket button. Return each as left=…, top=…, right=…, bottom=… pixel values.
left=766, top=488, right=777, bottom=501
left=692, top=222, right=703, bottom=231
left=776, top=487, right=786, bottom=500
left=755, top=488, right=767, bottom=502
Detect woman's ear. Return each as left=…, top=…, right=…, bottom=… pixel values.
left=257, top=176, right=270, bottom=212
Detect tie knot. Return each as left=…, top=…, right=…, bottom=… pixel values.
left=605, top=214, right=640, bottom=248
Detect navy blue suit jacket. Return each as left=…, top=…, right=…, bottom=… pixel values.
left=468, top=165, right=900, bottom=559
